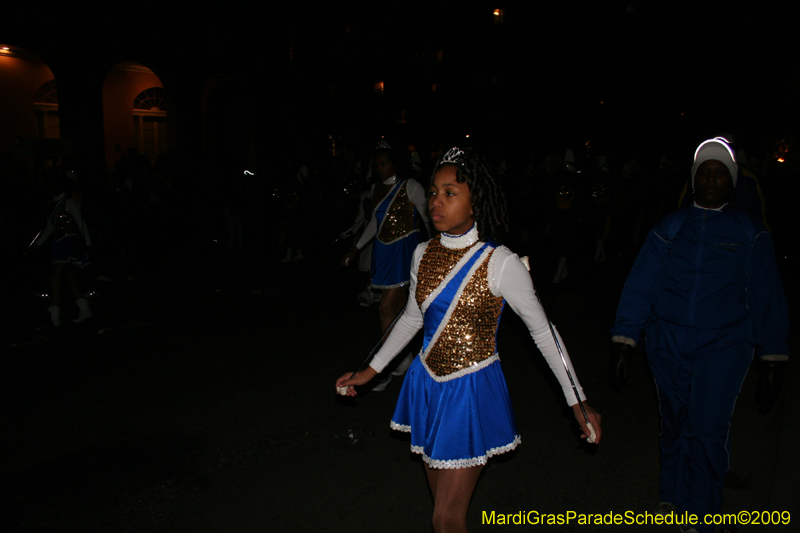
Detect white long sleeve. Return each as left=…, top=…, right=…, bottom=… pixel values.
left=355, top=207, right=378, bottom=250
left=490, top=247, right=585, bottom=406
left=35, top=220, right=54, bottom=246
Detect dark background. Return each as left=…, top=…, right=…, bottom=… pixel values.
left=2, top=3, right=798, bottom=532
left=5, top=2, right=799, bottom=173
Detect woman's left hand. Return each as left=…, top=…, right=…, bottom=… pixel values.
left=335, top=367, right=378, bottom=397
left=572, top=402, right=602, bottom=444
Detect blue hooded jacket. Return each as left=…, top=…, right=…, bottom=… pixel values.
left=612, top=205, right=789, bottom=359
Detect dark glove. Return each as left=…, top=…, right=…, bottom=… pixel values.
left=609, top=342, right=635, bottom=392
left=756, top=359, right=787, bottom=415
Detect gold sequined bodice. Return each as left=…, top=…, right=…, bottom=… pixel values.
left=54, top=203, right=74, bottom=241
left=416, top=237, right=504, bottom=377
left=377, top=181, right=417, bottom=243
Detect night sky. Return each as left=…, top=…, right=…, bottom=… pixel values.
left=6, top=1, right=798, bottom=159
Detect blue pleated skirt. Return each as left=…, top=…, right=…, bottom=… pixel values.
left=51, top=235, right=89, bottom=267
left=371, top=232, right=421, bottom=288
left=391, top=356, right=520, bottom=469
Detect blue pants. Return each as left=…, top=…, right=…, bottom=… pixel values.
left=646, top=320, right=753, bottom=533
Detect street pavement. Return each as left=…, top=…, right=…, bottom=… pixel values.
left=2, top=241, right=797, bottom=533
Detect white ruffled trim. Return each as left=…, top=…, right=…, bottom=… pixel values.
left=487, top=248, right=499, bottom=295
left=408, top=435, right=521, bottom=469
left=440, top=225, right=479, bottom=249
left=422, top=354, right=499, bottom=382
left=487, top=245, right=512, bottom=297
left=390, top=421, right=411, bottom=432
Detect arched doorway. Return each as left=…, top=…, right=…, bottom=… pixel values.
left=103, top=61, right=170, bottom=174
left=34, top=79, right=60, bottom=140
left=0, top=44, right=62, bottom=172
left=133, top=87, right=168, bottom=163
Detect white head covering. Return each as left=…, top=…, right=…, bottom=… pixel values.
left=692, top=137, right=738, bottom=188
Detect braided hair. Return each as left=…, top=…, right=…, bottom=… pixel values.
left=433, top=147, right=510, bottom=243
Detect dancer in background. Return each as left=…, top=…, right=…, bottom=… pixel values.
left=30, top=171, right=92, bottom=326
left=342, top=141, right=431, bottom=390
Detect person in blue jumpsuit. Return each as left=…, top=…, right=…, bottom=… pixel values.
left=610, top=138, right=789, bottom=533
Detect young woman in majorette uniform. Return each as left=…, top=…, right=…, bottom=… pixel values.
left=342, top=141, right=431, bottom=387
left=337, top=147, right=602, bottom=533
left=31, top=173, right=93, bottom=326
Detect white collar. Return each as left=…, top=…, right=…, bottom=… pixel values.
left=382, top=175, right=398, bottom=185
left=693, top=201, right=728, bottom=212
left=440, top=224, right=480, bottom=249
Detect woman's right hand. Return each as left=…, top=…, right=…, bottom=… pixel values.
left=572, top=402, right=602, bottom=444
left=341, top=247, right=359, bottom=267
left=336, top=367, right=378, bottom=396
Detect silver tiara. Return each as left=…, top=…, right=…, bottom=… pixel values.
left=441, top=147, right=465, bottom=164
left=375, top=140, right=392, bottom=150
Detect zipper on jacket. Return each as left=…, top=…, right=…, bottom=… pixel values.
left=688, top=209, right=707, bottom=325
